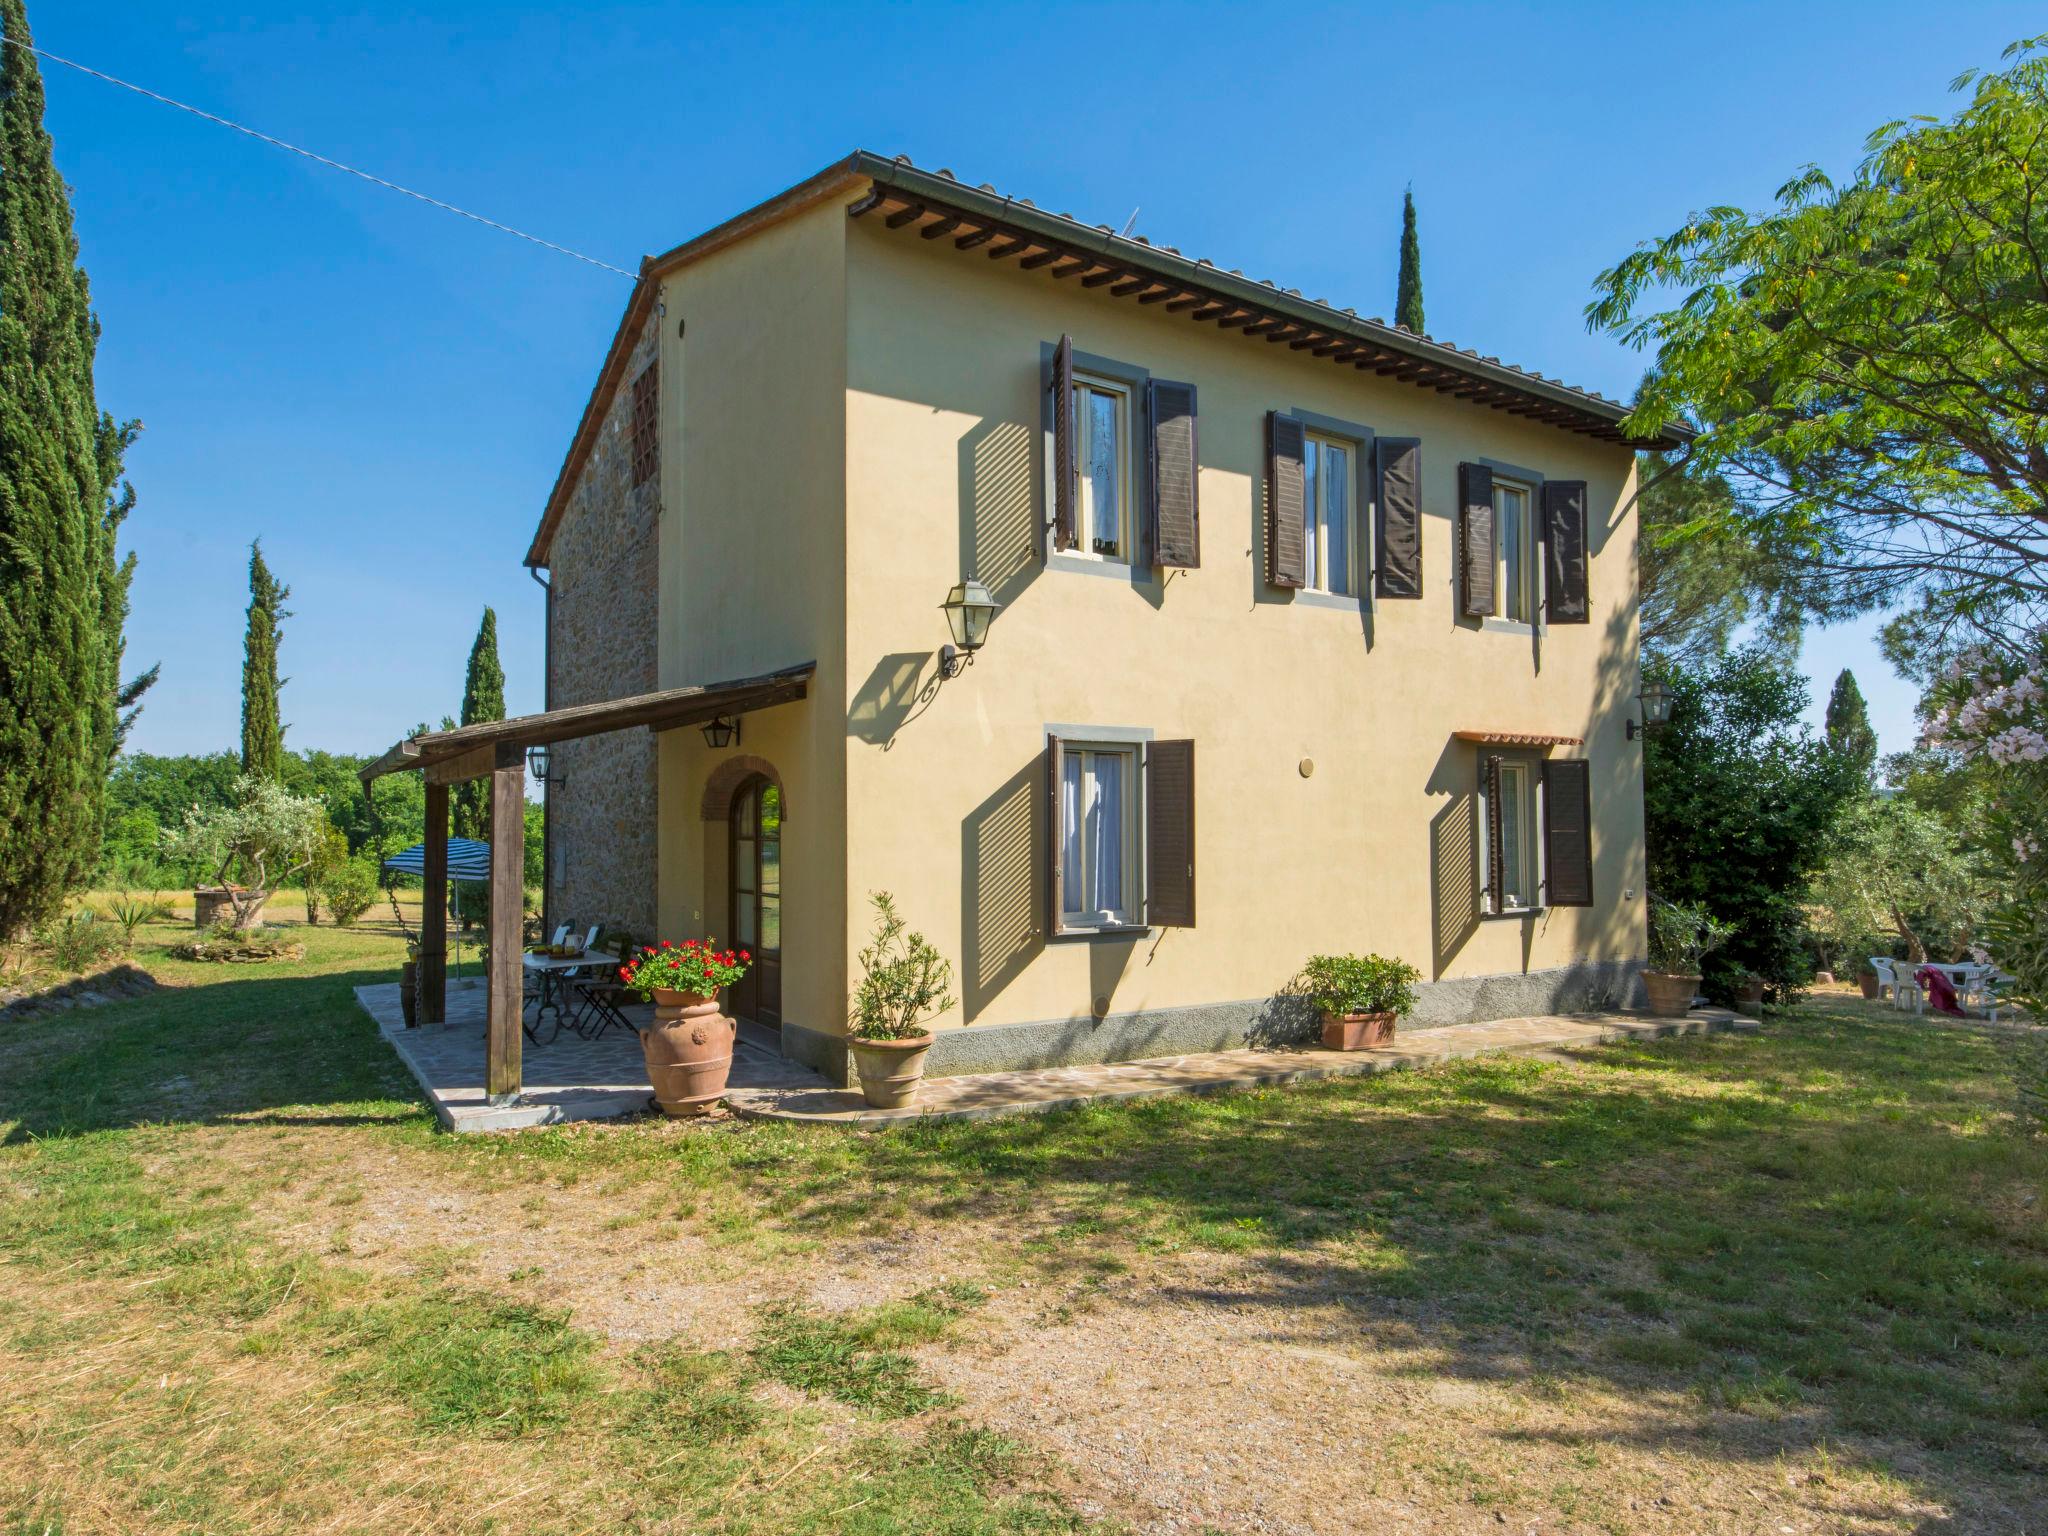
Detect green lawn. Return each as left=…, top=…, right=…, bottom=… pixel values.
left=1, top=917, right=2043, bottom=1533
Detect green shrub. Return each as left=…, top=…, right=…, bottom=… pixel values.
left=1299, top=953, right=1421, bottom=1016
left=317, top=857, right=379, bottom=928
left=1649, top=898, right=1736, bottom=973
left=40, top=911, right=124, bottom=974
left=849, top=892, right=955, bottom=1041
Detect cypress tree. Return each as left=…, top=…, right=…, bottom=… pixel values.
left=0, top=1, right=142, bottom=937
left=239, top=541, right=289, bottom=780
left=452, top=607, right=505, bottom=843
left=1395, top=187, right=1425, bottom=334
left=1824, top=668, right=1878, bottom=779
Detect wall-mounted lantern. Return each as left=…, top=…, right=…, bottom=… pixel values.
left=939, top=578, right=1000, bottom=679
left=700, top=715, right=741, bottom=750
left=526, top=744, right=561, bottom=784
left=1627, top=679, right=1674, bottom=741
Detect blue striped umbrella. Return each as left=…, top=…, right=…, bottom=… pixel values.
left=381, top=838, right=492, bottom=881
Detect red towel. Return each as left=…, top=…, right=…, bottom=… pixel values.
left=1914, top=965, right=1965, bottom=1017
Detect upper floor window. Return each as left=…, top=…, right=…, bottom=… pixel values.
left=1302, top=432, right=1356, bottom=596
left=629, top=362, right=659, bottom=490
left=1073, top=372, right=1131, bottom=560
left=1493, top=479, right=1532, bottom=622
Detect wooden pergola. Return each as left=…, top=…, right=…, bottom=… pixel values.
left=359, top=661, right=814, bottom=1105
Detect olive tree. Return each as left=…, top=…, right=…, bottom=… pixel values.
left=163, top=775, right=326, bottom=931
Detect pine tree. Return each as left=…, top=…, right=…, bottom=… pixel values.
left=0, top=1, right=143, bottom=937
left=1824, top=668, right=1878, bottom=779
left=239, top=541, right=289, bottom=780
left=452, top=608, right=505, bottom=843
left=1395, top=187, right=1425, bottom=334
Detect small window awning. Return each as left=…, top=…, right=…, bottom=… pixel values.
left=360, top=661, right=815, bottom=784
left=1453, top=729, right=1585, bottom=748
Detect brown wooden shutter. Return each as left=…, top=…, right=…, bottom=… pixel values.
left=1541, top=758, right=1594, bottom=906
left=1046, top=735, right=1067, bottom=933
left=1050, top=336, right=1076, bottom=552
left=1482, top=754, right=1505, bottom=916
left=1267, top=412, right=1306, bottom=588
left=1145, top=739, right=1196, bottom=927
left=1374, top=436, right=1422, bottom=598
left=1459, top=462, right=1496, bottom=618
left=1147, top=379, right=1200, bottom=568
left=1542, top=480, right=1590, bottom=624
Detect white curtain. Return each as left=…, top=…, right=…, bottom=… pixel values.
left=1087, top=753, right=1124, bottom=916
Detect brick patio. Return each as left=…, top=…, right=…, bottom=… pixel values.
left=356, top=982, right=1757, bottom=1133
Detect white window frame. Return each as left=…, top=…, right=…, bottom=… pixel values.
left=1302, top=430, right=1359, bottom=597
left=1479, top=755, right=1547, bottom=916
left=1492, top=478, right=1534, bottom=623
left=1072, top=372, right=1134, bottom=562
left=1059, top=741, right=1143, bottom=930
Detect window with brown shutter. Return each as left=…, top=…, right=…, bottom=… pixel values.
left=1049, top=335, right=1076, bottom=552
left=1458, top=462, right=1495, bottom=617
left=1145, top=740, right=1195, bottom=927
left=1147, top=380, right=1200, bottom=568
left=1267, top=412, right=1306, bottom=588
left=1374, top=436, right=1422, bottom=599
left=1482, top=753, right=1506, bottom=915
left=629, top=363, right=659, bottom=490
left=1542, top=480, right=1590, bottom=624
left=1541, top=758, right=1594, bottom=906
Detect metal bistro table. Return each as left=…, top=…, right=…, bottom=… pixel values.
left=521, top=949, right=608, bottom=1043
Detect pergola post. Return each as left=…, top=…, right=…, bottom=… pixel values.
left=486, top=745, right=524, bottom=1103
left=421, top=783, right=448, bottom=1024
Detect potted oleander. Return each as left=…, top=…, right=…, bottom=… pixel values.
left=621, top=939, right=751, bottom=1116
left=1644, top=898, right=1734, bottom=1017
left=1303, top=952, right=1421, bottom=1050
left=847, top=893, right=956, bottom=1109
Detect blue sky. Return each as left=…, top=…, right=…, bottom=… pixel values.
left=32, top=1, right=2038, bottom=761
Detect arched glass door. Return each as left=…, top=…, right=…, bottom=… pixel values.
left=728, top=777, right=782, bottom=1026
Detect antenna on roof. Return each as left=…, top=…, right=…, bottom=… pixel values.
left=1118, top=206, right=1140, bottom=238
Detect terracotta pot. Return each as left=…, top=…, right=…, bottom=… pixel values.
left=849, top=1032, right=935, bottom=1109
left=1320, top=1011, right=1398, bottom=1050
left=1858, top=969, right=1881, bottom=1000
left=399, top=959, right=418, bottom=1028
left=638, top=989, right=735, bottom=1116
left=1731, top=974, right=1767, bottom=1008
left=1643, top=971, right=1700, bottom=1017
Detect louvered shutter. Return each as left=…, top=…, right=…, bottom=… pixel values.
left=1147, top=380, right=1200, bottom=568
left=1145, top=740, right=1196, bottom=927
left=1542, top=480, right=1590, bottom=624
left=1046, top=735, right=1067, bottom=933
left=1049, top=336, right=1076, bottom=552
left=1542, top=759, right=1594, bottom=907
left=1482, top=754, right=1505, bottom=916
left=1374, top=437, right=1422, bottom=598
left=1459, top=462, right=1496, bottom=618
left=1267, top=412, right=1307, bottom=588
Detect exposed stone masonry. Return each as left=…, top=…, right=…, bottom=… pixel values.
left=545, top=310, right=661, bottom=938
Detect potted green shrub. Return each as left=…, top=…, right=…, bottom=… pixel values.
left=1302, top=953, right=1421, bottom=1049
left=1645, top=899, right=1735, bottom=1016
left=847, top=893, right=955, bottom=1109
left=621, top=940, right=751, bottom=1116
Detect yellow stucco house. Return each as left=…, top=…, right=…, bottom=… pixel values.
left=524, top=152, right=1691, bottom=1084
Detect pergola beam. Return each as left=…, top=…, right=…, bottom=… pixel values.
left=486, top=744, right=524, bottom=1103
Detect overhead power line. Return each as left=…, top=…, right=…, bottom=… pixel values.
left=10, top=37, right=638, bottom=280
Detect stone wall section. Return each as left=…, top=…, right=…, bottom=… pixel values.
left=545, top=311, right=661, bottom=938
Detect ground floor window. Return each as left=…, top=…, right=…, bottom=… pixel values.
left=1059, top=744, right=1138, bottom=928
left=1477, top=753, right=1597, bottom=914
left=1046, top=733, right=1197, bottom=935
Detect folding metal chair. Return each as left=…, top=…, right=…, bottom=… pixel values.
left=570, top=931, right=639, bottom=1040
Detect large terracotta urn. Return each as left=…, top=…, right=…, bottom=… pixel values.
left=639, top=989, right=736, bottom=1116
left=1643, top=971, right=1700, bottom=1017
left=849, top=1032, right=935, bottom=1110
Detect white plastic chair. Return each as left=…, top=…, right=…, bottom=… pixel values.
left=1868, top=957, right=1896, bottom=1001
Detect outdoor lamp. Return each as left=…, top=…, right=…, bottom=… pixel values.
left=1628, top=679, right=1675, bottom=740
left=700, top=715, right=740, bottom=750
left=939, top=578, right=1000, bottom=678
left=525, top=744, right=553, bottom=783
